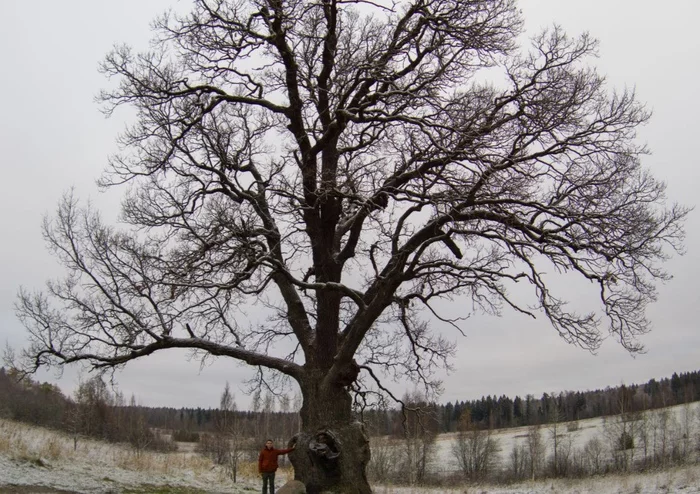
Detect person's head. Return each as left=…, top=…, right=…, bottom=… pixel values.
left=265, top=439, right=274, bottom=449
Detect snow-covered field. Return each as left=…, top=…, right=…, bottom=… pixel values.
left=0, top=418, right=264, bottom=493
left=2, top=404, right=700, bottom=493
left=374, top=467, right=700, bottom=494
left=430, top=401, right=700, bottom=475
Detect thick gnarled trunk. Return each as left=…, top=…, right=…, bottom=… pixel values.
left=289, top=380, right=371, bottom=493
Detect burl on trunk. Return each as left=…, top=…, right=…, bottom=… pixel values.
left=289, top=381, right=371, bottom=493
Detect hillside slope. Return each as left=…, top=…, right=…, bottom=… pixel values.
left=3, top=407, right=700, bottom=493
left=0, top=418, right=253, bottom=493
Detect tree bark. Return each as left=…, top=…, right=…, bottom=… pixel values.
left=289, top=378, right=371, bottom=493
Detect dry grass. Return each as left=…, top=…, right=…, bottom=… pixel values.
left=5, top=416, right=700, bottom=494
left=237, top=459, right=259, bottom=478
left=0, top=417, right=256, bottom=493
left=43, top=435, right=64, bottom=460
left=0, top=418, right=222, bottom=478
left=0, top=417, right=289, bottom=494
left=0, top=420, right=31, bottom=459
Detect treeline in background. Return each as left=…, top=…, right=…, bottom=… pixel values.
left=3, top=367, right=697, bottom=437
left=393, top=369, right=699, bottom=433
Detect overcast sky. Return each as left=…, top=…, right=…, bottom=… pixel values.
left=1, top=1, right=698, bottom=410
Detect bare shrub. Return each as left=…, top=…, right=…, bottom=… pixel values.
left=212, top=382, right=248, bottom=482
left=367, top=437, right=401, bottom=483
left=650, top=409, right=677, bottom=467
left=678, top=403, right=694, bottom=463
left=583, top=436, right=606, bottom=475
left=396, top=392, right=440, bottom=485
left=550, top=431, right=575, bottom=477
left=526, top=425, right=545, bottom=480
left=197, top=432, right=227, bottom=464
left=508, top=444, right=529, bottom=481
left=400, top=431, right=437, bottom=484
left=452, top=422, right=500, bottom=480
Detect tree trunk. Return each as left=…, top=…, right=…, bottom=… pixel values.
left=289, top=379, right=371, bottom=493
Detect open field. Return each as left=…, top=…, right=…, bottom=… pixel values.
left=0, top=417, right=264, bottom=493
left=2, top=403, right=700, bottom=493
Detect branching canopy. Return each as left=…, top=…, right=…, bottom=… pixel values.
left=16, top=0, right=687, bottom=403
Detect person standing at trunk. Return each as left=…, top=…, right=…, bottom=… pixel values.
left=259, top=439, right=295, bottom=494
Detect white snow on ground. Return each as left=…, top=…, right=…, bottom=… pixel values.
left=429, top=402, right=700, bottom=475
left=0, top=418, right=268, bottom=493
left=375, top=465, right=700, bottom=493
left=2, top=403, right=700, bottom=493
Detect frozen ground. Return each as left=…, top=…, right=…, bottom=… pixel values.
left=2, top=409, right=700, bottom=493
left=0, top=418, right=262, bottom=493
left=429, top=401, right=700, bottom=476
left=375, top=465, right=700, bottom=493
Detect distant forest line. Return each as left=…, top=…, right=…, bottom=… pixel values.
left=1, top=366, right=699, bottom=443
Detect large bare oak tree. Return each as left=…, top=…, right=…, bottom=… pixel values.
left=15, top=0, right=687, bottom=491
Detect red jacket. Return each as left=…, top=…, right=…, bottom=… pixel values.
left=258, top=446, right=293, bottom=473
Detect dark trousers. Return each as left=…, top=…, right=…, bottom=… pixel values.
left=261, top=471, right=276, bottom=494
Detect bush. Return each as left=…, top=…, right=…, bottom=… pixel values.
left=172, top=429, right=200, bottom=442
left=618, top=431, right=634, bottom=451
left=367, top=438, right=401, bottom=483
left=149, top=431, right=178, bottom=452
left=128, top=425, right=177, bottom=454
left=452, top=427, right=500, bottom=480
